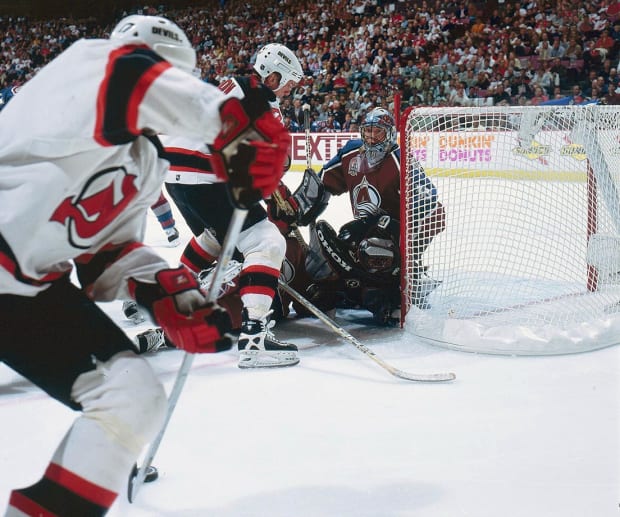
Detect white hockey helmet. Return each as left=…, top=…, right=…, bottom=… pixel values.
left=253, top=43, right=303, bottom=89
left=110, top=15, right=196, bottom=73
left=360, top=107, right=396, bottom=166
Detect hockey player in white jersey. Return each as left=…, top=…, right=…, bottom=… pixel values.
left=0, top=15, right=289, bottom=516
left=163, top=43, right=304, bottom=369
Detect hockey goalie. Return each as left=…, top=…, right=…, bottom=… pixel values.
left=267, top=107, right=446, bottom=324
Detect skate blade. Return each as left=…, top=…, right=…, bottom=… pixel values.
left=238, top=350, right=300, bottom=369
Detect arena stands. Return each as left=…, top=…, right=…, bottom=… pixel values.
left=0, top=0, right=618, bottom=131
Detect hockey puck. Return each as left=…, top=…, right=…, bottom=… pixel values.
left=129, top=462, right=159, bottom=483
left=144, top=465, right=159, bottom=482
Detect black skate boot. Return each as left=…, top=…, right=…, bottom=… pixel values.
left=238, top=309, right=299, bottom=369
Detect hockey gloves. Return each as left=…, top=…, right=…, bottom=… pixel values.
left=129, top=267, right=233, bottom=353
left=211, top=78, right=290, bottom=209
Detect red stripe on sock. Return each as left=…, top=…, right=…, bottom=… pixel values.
left=240, top=285, right=275, bottom=298
left=241, top=264, right=280, bottom=278
left=45, top=463, right=117, bottom=508
left=9, top=490, right=57, bottom=517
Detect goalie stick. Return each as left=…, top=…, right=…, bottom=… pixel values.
left=128, top=207, right=248, bottom=503
left=278, top=280, right=456, bottom=382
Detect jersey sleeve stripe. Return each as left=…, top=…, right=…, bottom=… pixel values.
left=95, top=45, right=171, bottom=147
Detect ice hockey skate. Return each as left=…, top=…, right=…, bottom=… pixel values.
left=133, top=328, right=172, bottom=354
left=238, top=309, right=299, bottom=369
left=123, top=300, right=145, bottom=324
left=165, top=226, right=180, bottom=246
left=198, top=259, right=242, bottom=297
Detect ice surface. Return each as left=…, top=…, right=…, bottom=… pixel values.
left=1, top=179, right=618, bottom=516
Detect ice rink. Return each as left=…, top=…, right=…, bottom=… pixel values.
left=1, top=177, right=618, bottom=517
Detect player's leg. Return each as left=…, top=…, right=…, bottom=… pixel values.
left=150, top=190, right=180, bottom=246
left=169, top=182, right=298, bottom=368
left=234, top=217, right=299, bottom=368
left=1, top=279, right=167, bottom=515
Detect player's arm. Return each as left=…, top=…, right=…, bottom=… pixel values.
left=208, top=77, right=290, bottom=208
left=75, top=243, right=232, bottom=353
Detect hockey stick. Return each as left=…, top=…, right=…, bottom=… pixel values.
left=278, top=280, right=456, bottom=382
left=128, top=207, right=247, bottom=502
left=270, top=103, right=314, bottom=250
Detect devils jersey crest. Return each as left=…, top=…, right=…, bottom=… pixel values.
left=50, top=167, right=138, bottom=248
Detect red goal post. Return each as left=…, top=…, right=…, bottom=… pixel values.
left=398, top=104, right=620, bottom=355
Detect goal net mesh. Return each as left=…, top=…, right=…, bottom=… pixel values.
left=400, top=105, right=620, bottom=355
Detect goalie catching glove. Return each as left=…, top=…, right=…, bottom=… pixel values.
left=210, top=77, right=290, bottom=208
left=129, top=267, right=233, bottom=353
left=266, top=168, right=329, bottom=228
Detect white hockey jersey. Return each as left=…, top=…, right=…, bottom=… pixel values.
left=162, top=75, right=283, bottom=185
left=0, top=38, right=228, bottom=299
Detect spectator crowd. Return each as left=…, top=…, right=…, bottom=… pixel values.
left=1, top=0, right=620, bottom=133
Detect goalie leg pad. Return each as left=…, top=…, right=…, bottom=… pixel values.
left=314, top=220, right=358, bottom=277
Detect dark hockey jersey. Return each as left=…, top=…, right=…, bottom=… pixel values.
left=320, top=139, right=438, bottom=222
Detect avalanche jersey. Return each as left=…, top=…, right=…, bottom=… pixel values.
left=0, top=38, right=227, bottom=298
left=162, top=75, right=283, bottom=184
left=320, top=139, right=438, bottom=222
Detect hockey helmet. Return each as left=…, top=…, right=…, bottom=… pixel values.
left=253, top=43, right=303, bottom=90
left=360, top=107, right=396, bottom=166
left=110, top=15, right=196, bottom=73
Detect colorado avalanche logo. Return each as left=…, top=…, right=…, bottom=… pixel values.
left=352, top=176, right=381, bottom=218
left=50, top=166, right=138, bottom=249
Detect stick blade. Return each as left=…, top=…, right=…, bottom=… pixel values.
left=394, top=369, right=456, bottom=382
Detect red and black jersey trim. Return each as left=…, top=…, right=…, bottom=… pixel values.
left=95, top=44, right=172, bottom=147
left=163, top=146, right=214, bottom=173
left=0, top=232, right=67, bottom=286
left=74, top=242, right=144, bottom=296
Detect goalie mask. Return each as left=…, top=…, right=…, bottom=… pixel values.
left=360, top=107, right=396, bottom=168
left=110, top=15, right=196, bottom=73
left=254, top=43, right=303, bottom=90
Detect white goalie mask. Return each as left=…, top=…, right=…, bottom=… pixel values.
left=253, top=43, right=303, bottom=90
left=110, top=15, right=196, bottom=73
left=360, top=108, right=396, bottom=168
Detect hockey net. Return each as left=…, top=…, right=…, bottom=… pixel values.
left=400, top=105, right=620, bottom=355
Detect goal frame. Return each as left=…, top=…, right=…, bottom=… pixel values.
left=398, top=104, right=620, bottom=355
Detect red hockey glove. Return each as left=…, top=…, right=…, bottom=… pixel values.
left=210, top=81, right=290, bottom=208
left=129, top=267, right=232, bottom=353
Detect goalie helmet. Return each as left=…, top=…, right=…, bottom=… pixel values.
left=110, top=15, right=196, bottom=73
left=253, top=43, right=303, bottom=90
left=360, top=107, right=396, bottom=167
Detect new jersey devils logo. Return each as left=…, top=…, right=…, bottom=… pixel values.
left=50, top=166, right=138, bottom=248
